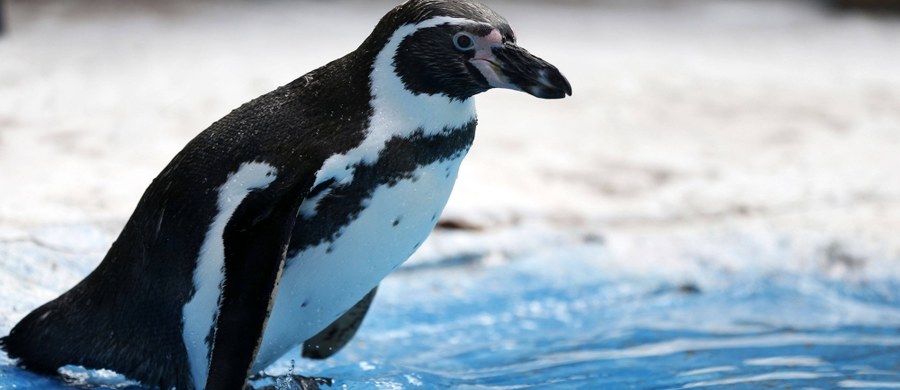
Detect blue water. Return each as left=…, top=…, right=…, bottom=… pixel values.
left=2, top=243, right=900, bottom=389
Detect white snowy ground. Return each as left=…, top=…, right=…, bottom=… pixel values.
left=1, top=0, right=900, bottom=387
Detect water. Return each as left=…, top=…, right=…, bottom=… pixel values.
left=300, top=252, right=900, bottom=389
left=2, top=242, right=900, bottom=389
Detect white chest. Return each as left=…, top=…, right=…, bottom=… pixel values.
left=250, top=14, right=481, bottom=374
left=253, top=153, right=466, bottom=370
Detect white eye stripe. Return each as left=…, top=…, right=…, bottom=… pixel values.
left=453, top=32, right=477, bottom=51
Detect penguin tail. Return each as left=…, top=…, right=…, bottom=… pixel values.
left=0, top=335, right=11, bottom=366
left=0, top=334, right=8, bottom=354
left=0, top=334, right=23, bottom=367
left=1, top=326, right=23, bottom=362
left=0, top=303, right=75, bottom=376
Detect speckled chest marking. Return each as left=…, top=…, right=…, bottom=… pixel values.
left=251, top=16, right=479, bottom=370
left=255, top=152, right=469, bottom=370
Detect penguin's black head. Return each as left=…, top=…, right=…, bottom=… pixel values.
left=365, top=0, right=572, bottom=101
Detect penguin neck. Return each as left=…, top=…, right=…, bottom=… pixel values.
left=369, top=69, right=476, bottom=136
left=367, top=17, right=478, bottom=136
left=308, top=17, right=479, bottom=189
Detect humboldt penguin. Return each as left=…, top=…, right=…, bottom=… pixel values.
left=1, top=0, right=571, bottom=389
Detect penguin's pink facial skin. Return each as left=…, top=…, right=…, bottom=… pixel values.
left=468, top=30, right=517, bottom=90
left=466, top=28, right=572, bottom=99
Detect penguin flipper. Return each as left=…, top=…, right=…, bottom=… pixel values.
left=302, top=286, right=378, bottom=360
left=204, top=184, right=308, bottom=390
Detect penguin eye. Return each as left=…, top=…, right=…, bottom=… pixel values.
left=453, top=32, right=476, bottom=51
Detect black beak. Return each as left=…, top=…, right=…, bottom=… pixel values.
left=471, top=43, right=572, bottom=99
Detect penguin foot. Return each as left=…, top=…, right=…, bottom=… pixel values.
left=247, top=374, right=333, bottom=390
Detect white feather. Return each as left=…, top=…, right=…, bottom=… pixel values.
left=182, top=161, right=278, bottom=390
left=311, top=16, right=480, bottom=189
left=253, top=16, right=482, bottom=371
left=255, top=156, right=466, bottom=371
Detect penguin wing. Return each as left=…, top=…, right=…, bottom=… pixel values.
left=302, top=286, right=378, bottom=359
left=203, top=176, right=311, bottom=390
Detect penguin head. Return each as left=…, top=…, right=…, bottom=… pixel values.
left=367, top=0, right=572, bottom=101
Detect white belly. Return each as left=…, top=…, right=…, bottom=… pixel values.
left=252, top=155, right=464, bottom=371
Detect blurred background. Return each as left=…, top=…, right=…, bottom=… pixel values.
left=1, top=0, right=900, bottom=388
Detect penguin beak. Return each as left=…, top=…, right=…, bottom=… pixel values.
left=470, top=40, right=572, bottom=99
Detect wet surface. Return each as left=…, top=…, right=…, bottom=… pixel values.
left=289, top=249, right=900, bottom=389
left=7, top=234, right=898, bottom=389
left=2, top=0, right=900, bottom=388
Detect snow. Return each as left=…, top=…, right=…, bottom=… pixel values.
left=2, top=0, right=900, bottom=388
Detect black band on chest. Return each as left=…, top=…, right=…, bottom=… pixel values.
left=288, top=121, right=476, bottom=255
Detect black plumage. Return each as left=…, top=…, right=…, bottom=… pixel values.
left=1, top=1, right=570, bottom=389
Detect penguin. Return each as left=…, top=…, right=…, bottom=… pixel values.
left=1, top=0, right=571, bottom=389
